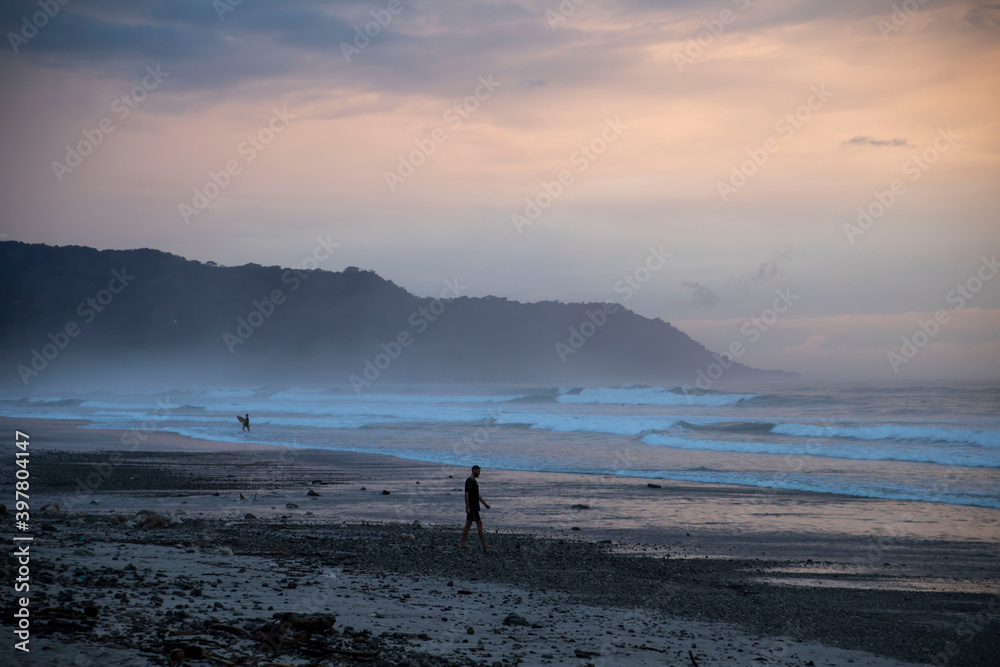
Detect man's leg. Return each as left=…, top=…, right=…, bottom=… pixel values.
left=475, top=520, right=493, bottom=550
left=460, top=519, right=473, bottom=548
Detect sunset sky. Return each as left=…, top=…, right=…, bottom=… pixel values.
left=2, top=0, right=998, bottom=380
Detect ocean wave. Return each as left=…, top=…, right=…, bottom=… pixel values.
left=772, top=422, right=1000, bottom=448
left=677, top=420, right=777, bottom=435
left=195, top=388, right=261, bottom=399
left=266, top=391, right=524, bottom=405
left=495, top=413, right=681, bottom=436
left=555, top=386, right=756, bottom=407
left=639, top=434, right=1000, bottom=468
left=3, top=397, right=85, bottom=407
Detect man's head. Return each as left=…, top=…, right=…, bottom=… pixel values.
left=471, top=465, right=481, bottom=478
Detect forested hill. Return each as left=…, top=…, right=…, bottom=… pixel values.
left=0, top=242, right=792, bottom=388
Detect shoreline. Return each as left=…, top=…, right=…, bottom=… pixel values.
left=6, top=416, right=999, bottom=549
left=7, top=411, right=1000, bottom=511
left=7, top=414, right=1000, bottom=511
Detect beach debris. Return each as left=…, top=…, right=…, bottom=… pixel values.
left=244, top=513, right=257, bottom=520
left=41, top=502, right=60, bottom=516
left=571, top=526, right=581, bottom=531
left=307, top=489, right=320, bottom=496
left=502, top=613, right=530, bottom=627
left=381, top=490, right=391, bottom=495
left=206, top=622, right=252, bottom=639
left=285, top=503, right=299, bottom=509
left=574, top=648, right=601, bottom=658
left=647, top=483, right=662, bottom=488
left=159, top=642, right=204, bottom=662
left=688, top=649, right=701, bottom=666
left=240, top=493, right=246, bottom=500
left=206, top=612, right=384, bottom=662
left=466, top=626, right=475, bottom=634
left=135, top=510, right=168, bottom=530
left=412, top=520, right=426, bottom=530
left=218, top=546, right=234, bottom=555
left=275, top=612, right=337, bottom=633
left=360, top=486, right=367, bottom=490
left=571, top=503, right=590, bottom=509
left=400, top=533, right=415, bottom=540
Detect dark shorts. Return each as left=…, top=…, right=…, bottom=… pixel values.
left=466, top=511, right=481, bottom=523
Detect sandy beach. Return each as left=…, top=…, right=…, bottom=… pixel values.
left=2, top=417, right=998, bottom=666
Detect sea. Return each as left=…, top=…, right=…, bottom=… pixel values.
left=3, top=382, right=999, bottom=511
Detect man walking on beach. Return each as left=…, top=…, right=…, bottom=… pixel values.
left=460, top=465, right=493, bottom=550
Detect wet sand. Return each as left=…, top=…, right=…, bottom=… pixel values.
left=1, top=417, right=998, bottom=666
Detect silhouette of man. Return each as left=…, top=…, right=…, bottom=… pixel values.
left=241, top=413, right=250, bottom=432
left=460, top=465, right=492, bottom=550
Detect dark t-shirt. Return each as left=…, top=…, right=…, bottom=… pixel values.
left=465, top=476, right=479, bottom=509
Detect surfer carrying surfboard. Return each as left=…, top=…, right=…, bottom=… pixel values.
left=238, top=413, right=250, bottom=432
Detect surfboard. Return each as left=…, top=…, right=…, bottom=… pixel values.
left=237, top=415, right=248, bottom=427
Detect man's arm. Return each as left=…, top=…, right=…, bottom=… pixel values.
left=479, top=495, right=490, bottom=510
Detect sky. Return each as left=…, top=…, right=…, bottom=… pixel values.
left=1, top=0, right=998, bottom=381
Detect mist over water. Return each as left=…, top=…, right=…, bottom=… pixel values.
left=3, top=382, right=999, bottom=509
